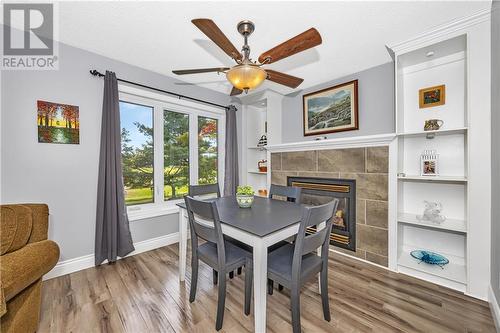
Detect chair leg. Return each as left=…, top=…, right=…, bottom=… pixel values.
left=216, top=270, right=226, bottom=331
left=291, top=288, right=301, bottom=333
left=229, top=271, right=234, bottom=279
left=237, top=266, right=242, bottom=275
left=267, top=279, right=274, bottom=295
left=213, top=269, right=218, bottom=285
left=320, top=268, right=331, bottom=322
left=244, top=261, right=253, bottom=315
left=189, top=258, right=199, bottom=303
left=278, top=284, right=284, bottom=291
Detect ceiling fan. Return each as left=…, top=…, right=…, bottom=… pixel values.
left=172, top=19, right=322, bottom=96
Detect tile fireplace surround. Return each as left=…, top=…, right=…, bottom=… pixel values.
left=270, top=143, right=390, bottom=267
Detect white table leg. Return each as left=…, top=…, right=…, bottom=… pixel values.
left=179, top=208, right=188, bottom=282
left=253, top=238, right=268, bottom=333
left=317, top=221, right=326, bottom=293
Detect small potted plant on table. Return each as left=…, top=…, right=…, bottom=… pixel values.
left=236, top=185, right=254, bottom=208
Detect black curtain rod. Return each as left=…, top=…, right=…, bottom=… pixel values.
left=89, top=69, right=230, bottom=110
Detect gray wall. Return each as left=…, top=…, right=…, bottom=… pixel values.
left=281, top=62, right=394, bottom=143
left=1, top=40, right=237, bottom=262
left=491, top=0, right=500, bottom=308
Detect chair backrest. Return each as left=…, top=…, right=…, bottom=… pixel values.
left=291, top=199, right=339, bottom=280
left=184, top=196, right=225, bottom=265
left=269, top=184, right=302, bottom=203
left=189, top=183, right=221, bottom=199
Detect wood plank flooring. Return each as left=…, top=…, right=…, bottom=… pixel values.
left=39, top=244, right=496, bottom=333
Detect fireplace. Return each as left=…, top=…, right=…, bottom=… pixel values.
left=288, top=176, right=356, bottom=251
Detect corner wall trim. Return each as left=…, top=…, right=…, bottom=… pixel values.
left=44, top=232, right=179, bottom=280
left=489, top=285, right=500, bottom=333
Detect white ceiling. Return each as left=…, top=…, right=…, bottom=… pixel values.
left=58, top=1, right=490, bottom=96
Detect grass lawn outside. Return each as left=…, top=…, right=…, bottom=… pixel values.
left=125, top=185, right=189, bottom=206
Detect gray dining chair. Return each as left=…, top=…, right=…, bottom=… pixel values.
left=267, top=199, right=339, bottom=333
left=184, top=196, right=253, bottom=331
left=268, top=184, right=302, bottom=294
left=269, top=184, right=302, bottom=203
left=188, top=184, right=231, bottom=283
left=189, top=183, right=221, bottom=198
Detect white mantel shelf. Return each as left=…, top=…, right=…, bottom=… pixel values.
left=266, top=133, right=396, bottom=153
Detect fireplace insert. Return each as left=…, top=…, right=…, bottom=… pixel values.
left=288, top=176, right=356, bottom=251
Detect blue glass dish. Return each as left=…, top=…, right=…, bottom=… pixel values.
left=410, top=250, right=449, bottom=268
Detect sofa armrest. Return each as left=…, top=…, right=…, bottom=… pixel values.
left=21, top=204, right=49, bottom=243
left=0, top=282, right=5, bottom=317
left=0, top=240, right=59, bottom=302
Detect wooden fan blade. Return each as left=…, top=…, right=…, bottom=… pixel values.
left=230, top=87, right=243, bottom=96
left=192, top=19, right=242, bottom=61
left=265, top=70, right=304, bottom=88
left=172, top=67, right=230, bottom=75
left=258, top=28, right=322, bottom=64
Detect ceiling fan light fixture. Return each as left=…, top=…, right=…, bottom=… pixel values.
left=226, top=64, right=267, bottom=91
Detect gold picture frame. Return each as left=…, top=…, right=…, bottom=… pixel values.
left=419, top=84, right=445, bottom=109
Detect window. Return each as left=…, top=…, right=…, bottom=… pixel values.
left=164, top=110, right=189, bottom=200
left=198, top=116, right=218, bottom=185
left=118, top=88, right=224, bottom=218
left=120, top=101, right=154, bottom=205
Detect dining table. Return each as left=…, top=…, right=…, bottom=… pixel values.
left=177, top=195, right=316, bottom=333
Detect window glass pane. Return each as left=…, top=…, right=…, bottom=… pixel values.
left=198, top=116, right=218, bottom=185
left=164, top=111, right=189, bottom=200
left=120, top=101, right=154, bottom=205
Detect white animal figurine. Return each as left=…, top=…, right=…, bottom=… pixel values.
left=416, top=201, right=446, bottom=224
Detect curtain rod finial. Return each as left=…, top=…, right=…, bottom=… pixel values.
left=90, top=69, right=104, bottom=77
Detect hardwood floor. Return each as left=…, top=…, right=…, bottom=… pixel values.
left=40, top=244, right=496, bottom=333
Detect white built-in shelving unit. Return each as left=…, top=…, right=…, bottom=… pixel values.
left=392, top=34, right=470, bottom=292
left=387, top=8, right=498, bottom=298
left=244, top=100, right=268, bottom=194
left=240, top=90, right=284, bottom=196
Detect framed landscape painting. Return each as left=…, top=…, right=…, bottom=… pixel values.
left=303, top=80, right=359, bottom=136
left=37, top=100, right=80, bottom=144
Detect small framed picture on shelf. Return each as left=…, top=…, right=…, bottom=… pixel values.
left=421, top=150, right=439, bottom=176
left=419, top=84, right=445, bottom=109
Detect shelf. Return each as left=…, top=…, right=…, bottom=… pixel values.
left=247, top=146, right=267, bottom=151
left=397, top=127, right=467, bottom=138
left=248, top=170, right=267, bottom=175
left=397, top=249, right=466, bottom=284
left=398, top=175, right=467, bottom=183
left=398, top=213, right=466, bottom=234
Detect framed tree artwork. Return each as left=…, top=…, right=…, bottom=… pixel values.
left=303, top=79, right=359, bottom=136
left=37, top=100, right=80, bottom=144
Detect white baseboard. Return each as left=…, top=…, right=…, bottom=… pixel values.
left=44, top=232, right=179, bottom=280
left=489, top=285, right=500, bottom=333
left=330, top=248, right=391, bottom=272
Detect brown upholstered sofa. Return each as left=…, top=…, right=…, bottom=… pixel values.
left=0, top=204, right=59, bottom=333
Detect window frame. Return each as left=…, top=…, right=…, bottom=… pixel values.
left=118, top=84, right=225, bottom=221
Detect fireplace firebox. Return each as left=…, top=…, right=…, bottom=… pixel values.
left=288, top=176, right=356, bottom=251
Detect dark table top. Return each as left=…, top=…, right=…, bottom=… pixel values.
left=177, top=196, right=303, bottom=237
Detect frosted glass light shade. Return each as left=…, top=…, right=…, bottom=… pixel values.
left=226, top=64, right=267, bottom=91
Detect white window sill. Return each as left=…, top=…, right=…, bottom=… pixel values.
left=127, top=204, right=180, bottom=222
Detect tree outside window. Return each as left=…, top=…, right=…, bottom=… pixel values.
left=120, top=101, right=154, bottom=205
left=120, top=99, right=220, bottom=206
left=164, top=111, right=189, bottom=200
left=198, top=116, right=218, bottom=185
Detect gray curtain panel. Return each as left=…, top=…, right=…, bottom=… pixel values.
left=95, top=71, right=135, bottom=265
left=223, top=105, right=239, bottom=196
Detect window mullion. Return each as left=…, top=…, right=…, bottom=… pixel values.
left=189, top=113, right=199, bottom=185
left=153, top=104, right=164, bottom=204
